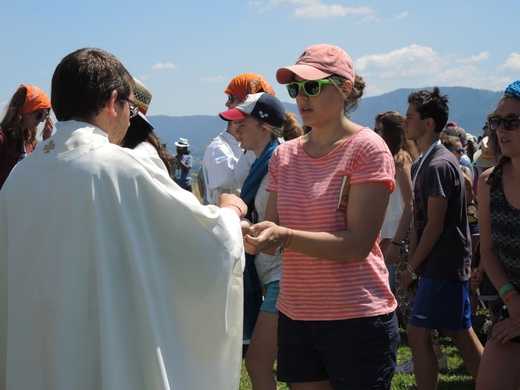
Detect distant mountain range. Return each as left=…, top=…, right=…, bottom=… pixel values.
left=149, top=86, right=502, bottom=170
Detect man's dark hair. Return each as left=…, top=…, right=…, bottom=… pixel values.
left=51, top=48, right=134, bottom=121
left=407, top=87, right=449, bottom=132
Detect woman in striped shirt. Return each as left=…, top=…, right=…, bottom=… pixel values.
left=244, top=44, right=399, bottom=390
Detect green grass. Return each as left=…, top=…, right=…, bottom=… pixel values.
left=239, top=360, right=289, bottom=390
left=238, top=329, right=477, bottom=390
left=391, top=330, right=476, bottom=390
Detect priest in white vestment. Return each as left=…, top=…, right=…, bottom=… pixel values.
left=0, top=48, right=246, bottom=390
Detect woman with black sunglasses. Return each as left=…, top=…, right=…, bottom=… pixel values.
left=476, top=80, right=520, bottom=389
left=0, top=84, right=52, bottom=189
left=243, top=44, right=399, bottom=390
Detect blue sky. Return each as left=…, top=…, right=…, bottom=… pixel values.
left=1, top=0, right=518, bottom=117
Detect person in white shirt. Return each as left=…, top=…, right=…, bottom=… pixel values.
left=0, top=47, right=247, bottom=390
left=202, top=123, right=246, bottom=204
left=201, top=73, right=276, bottom=205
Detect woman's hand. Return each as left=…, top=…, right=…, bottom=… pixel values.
left=470, top=268, right=483, bottom=295
left=41, top=116, right=54, bottom=140
left=490, top=317, right=520, bottom=343
left=240, top=219, right=253, bottom=237
left=244, top=221, right=288, bottom=255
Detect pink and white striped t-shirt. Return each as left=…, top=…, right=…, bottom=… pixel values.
left=267, top=127, right=397, bottom=320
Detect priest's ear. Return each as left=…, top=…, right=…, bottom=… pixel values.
left=105, top=90, right=120, bottom=118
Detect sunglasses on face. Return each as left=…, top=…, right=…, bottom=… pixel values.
left=121, top=96, right=140, bottom=118
left=35, top=110, right=49, bottom=120
left=448, top=147, right=465, bottom=154
left=286, top=78, right=338, bottom=99
left=488, top=116, right=520, bottom=131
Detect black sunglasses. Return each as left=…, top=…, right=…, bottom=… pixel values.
left=448, top=147, right=465, bottom=154
left=121, top=96, right=141, bottom=118
left=488, top=116, right=520, bottom=131
left=35, top=110, right=49, bottom=120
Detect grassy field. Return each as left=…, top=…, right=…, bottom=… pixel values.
left=238, top=329, right=477, bottom=390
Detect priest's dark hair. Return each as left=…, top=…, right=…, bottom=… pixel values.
left=51, top=47, right=134, bottom=122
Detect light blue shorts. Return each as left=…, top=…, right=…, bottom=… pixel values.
left=260, top=281, right=279, bottom=313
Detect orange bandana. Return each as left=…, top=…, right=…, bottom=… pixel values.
left=224, top=73, right=275, bottom=101
left=20, top=84, right=51, bottom=115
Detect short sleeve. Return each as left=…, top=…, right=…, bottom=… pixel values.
left=348, top=133, right=395, bottom=193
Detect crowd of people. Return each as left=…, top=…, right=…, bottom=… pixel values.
left=0, top=44, right=519, bottom=390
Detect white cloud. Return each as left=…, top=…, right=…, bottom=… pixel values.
left=355, top=44, right=443, bottom=79
left=498, top=53, right=520, bottom=72
left=395, top=11, right=409, bottom=20
left=488, top=75, right=515, bottom=93
left=435, top=65, right=484, bottom=85
left=256, top=0, right=373, bottom=19
left=293, top=4, right=372, bottom=18
left=456, top=52, right=490, bottom=64
left=200, top=76, right=226, bottom=83
left=356, top=45, right=501, bottom=97
left=151, top=63, right=177, bottom=71
left=356, top=14, right=378, bottom=25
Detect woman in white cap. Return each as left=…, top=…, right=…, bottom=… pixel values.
left=220, top=92, right=303, bottom=390
left=244, top=44, right=399, bottom=389
left=173, top=137, right=193, bottom=192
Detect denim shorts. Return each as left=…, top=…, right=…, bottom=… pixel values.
left=469, top=221, right=480, bottom=236
left=277, top=311, right=399, bottom=389
left=260, top=281, right=279, bottom=313
left=409, top=277, right=472, bottom=331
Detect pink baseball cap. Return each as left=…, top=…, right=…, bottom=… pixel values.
left=276, top=44, right=355, bottom=84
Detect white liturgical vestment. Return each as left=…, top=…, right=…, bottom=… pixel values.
left=0, top=121, right=244, bottom=390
